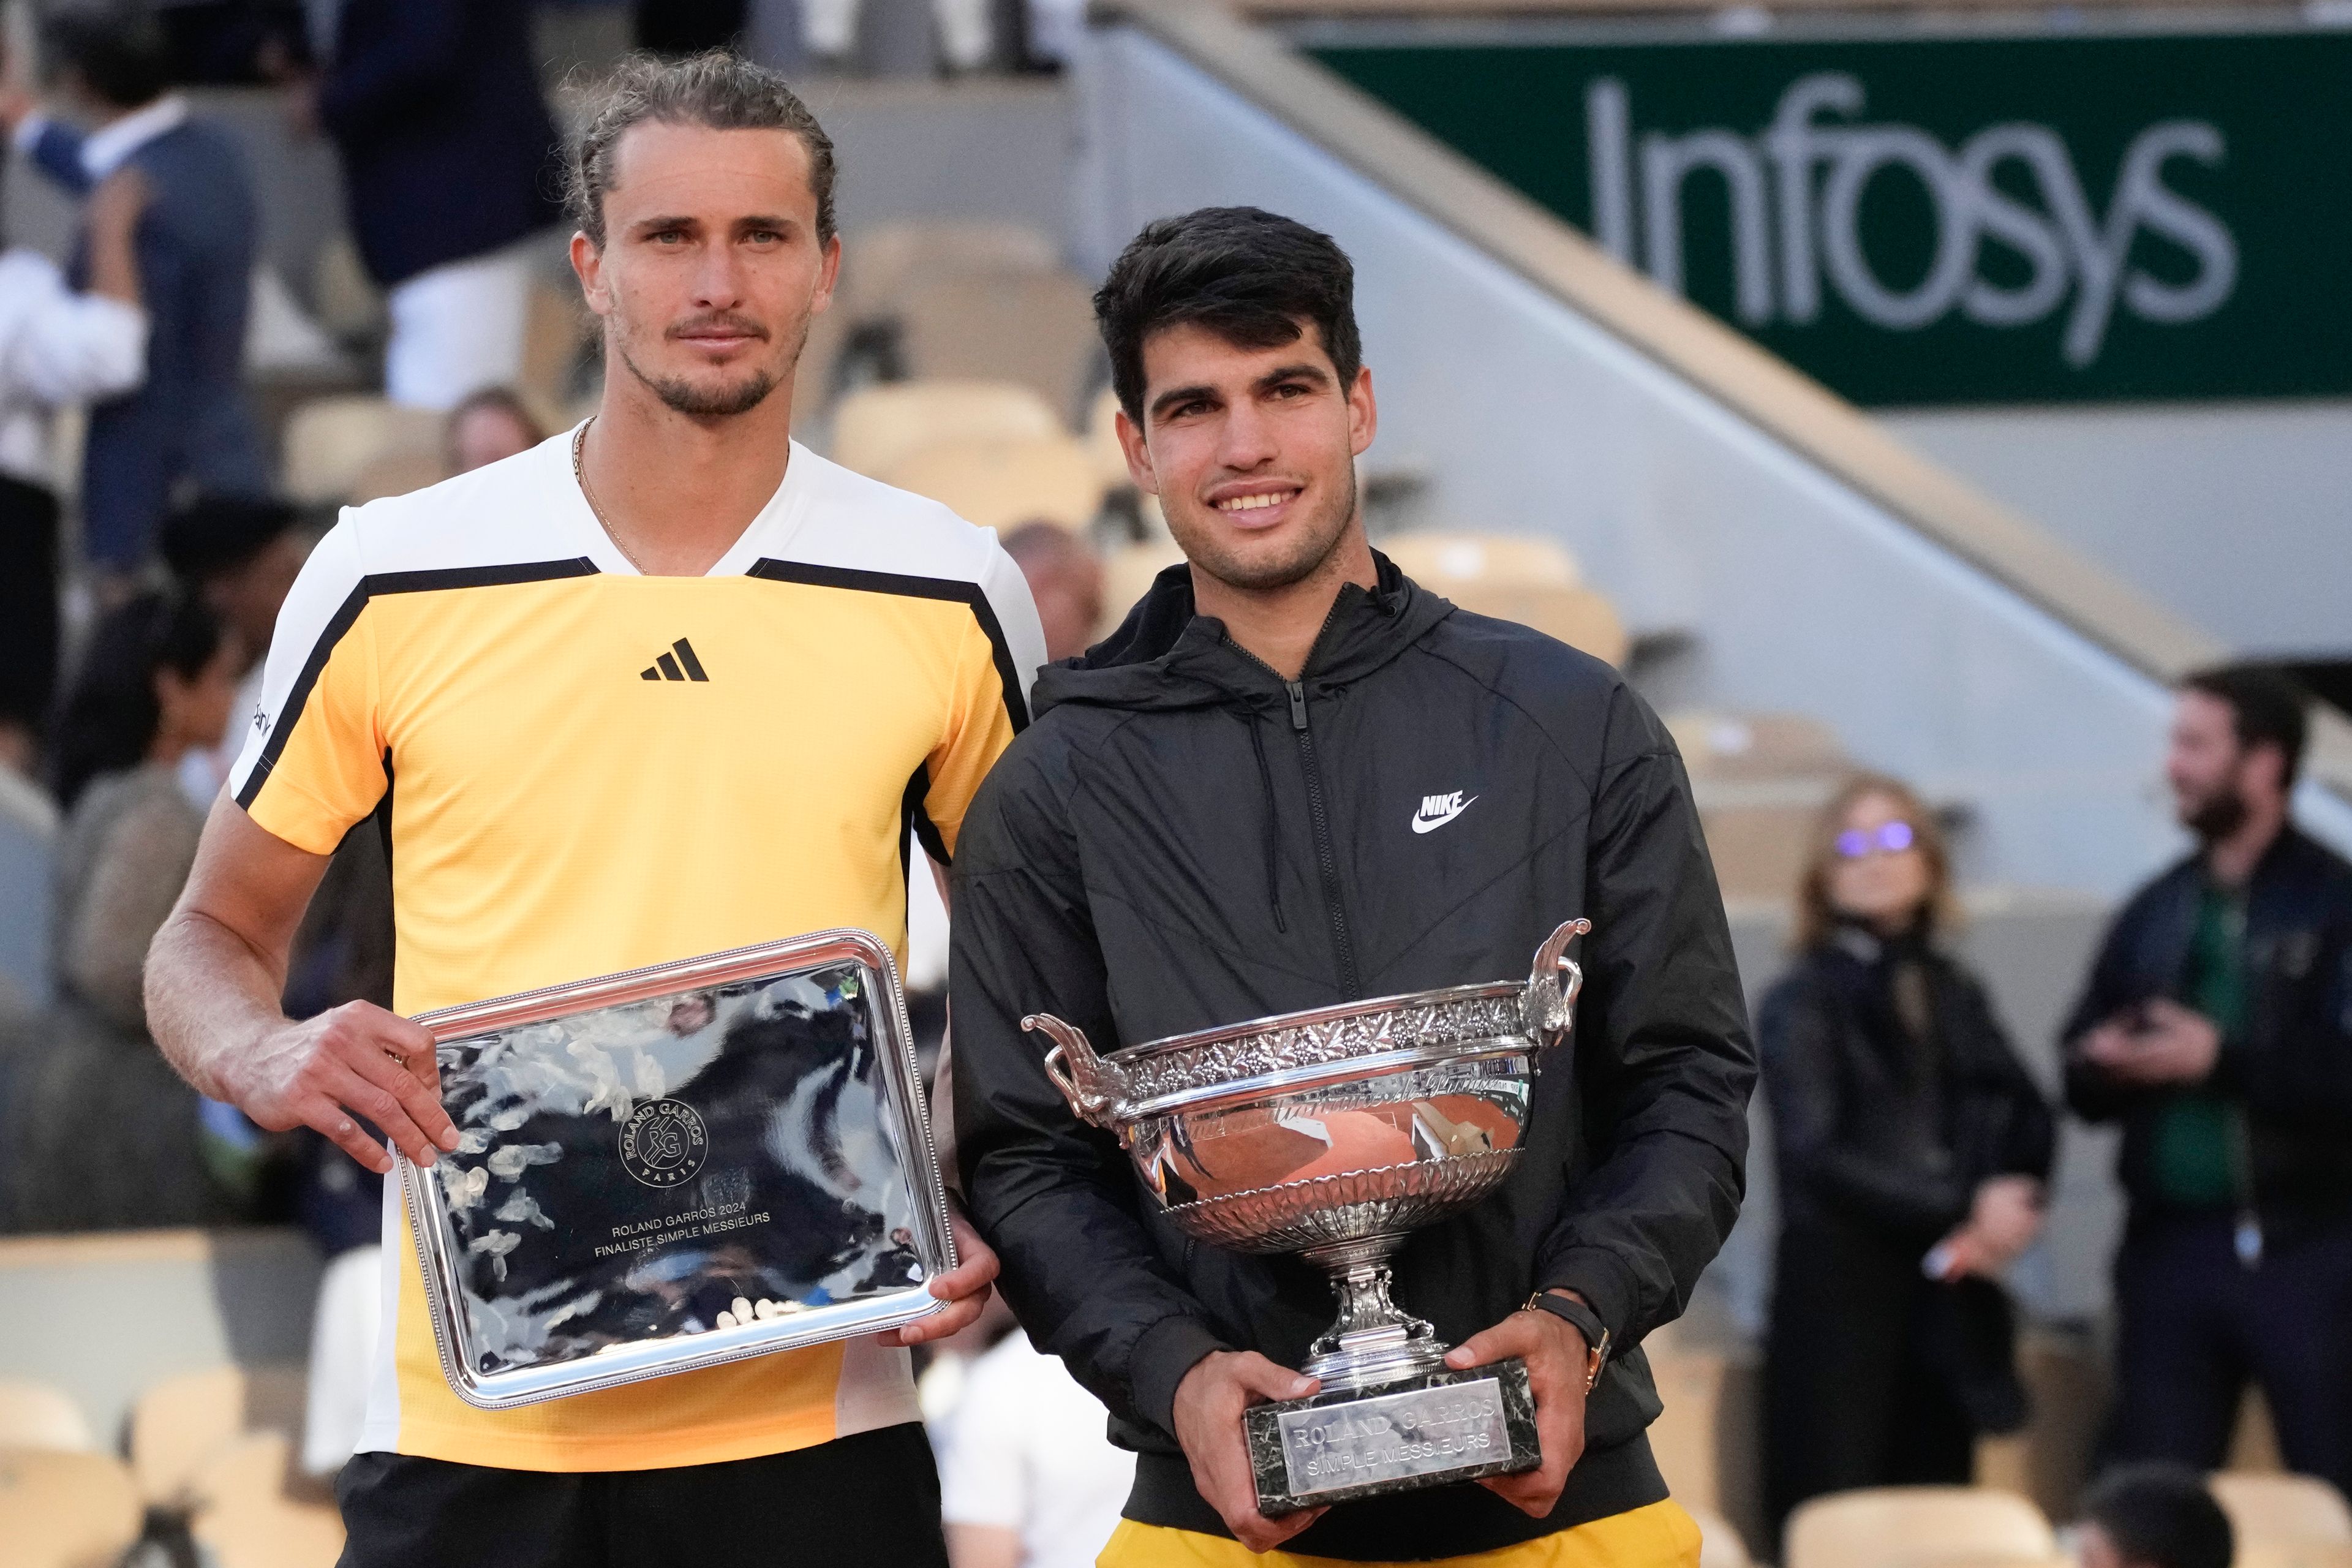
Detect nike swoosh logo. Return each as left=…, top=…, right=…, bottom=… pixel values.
left=1411, top=796, right=1477, bottom=834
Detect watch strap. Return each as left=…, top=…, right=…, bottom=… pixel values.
left=1525, top=1290, right=1611, bottom=1389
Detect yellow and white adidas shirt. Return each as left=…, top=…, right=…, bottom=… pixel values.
left=227, top=428, right=1044, bottom=1472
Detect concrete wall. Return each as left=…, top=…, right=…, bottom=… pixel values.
left=1887, top=402, right=2352, bottom=660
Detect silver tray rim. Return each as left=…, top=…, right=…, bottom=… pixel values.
left=396, top=927, right=956, bottom=1412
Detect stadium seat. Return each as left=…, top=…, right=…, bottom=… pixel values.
left=1096, top=540, right=1186, bottom=640
left=347, top=447, right=452, bottom=506
left=834, top=220, right=1062, bottom=324
left=2214, top=1474, right=2352, bottom=1547
left=829, top=380, right=1065, bottom=480
left=1384, top=530, right=1582, bottom=589
left=1644, top=1349, right=1729, bottom=1517
left=1666, top=710, right=1850, bottom=902
left=886, top=434, right=1105, bottom=533
left=1382, top=530, right=1626, bottom=664
left=130, top=1363, right=307, bottom=1505
left=1086, top=386, right=1134, bottom=492
left=189, top=1430, right=344, bottom=1568
left=897, top=270, right=1105, bottom=423
left=1784, top=1487, right=2056, bottom=1568
left=0, top=1446, right=142, bottom=1568
left=0, top=1379, right=92, bottom=1452
left=1690, top=1507, right=1752, bottom=1568
left=281, top=396, right=443, bottom=507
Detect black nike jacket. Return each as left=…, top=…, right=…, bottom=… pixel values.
left=949, top=556, right=1754, bottom=1560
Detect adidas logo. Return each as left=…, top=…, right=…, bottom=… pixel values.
left=639, top=638, right=710, bottom=683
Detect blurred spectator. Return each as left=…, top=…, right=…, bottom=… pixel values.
left=0, top=151, right=151, bottom=775
left=156, top=0, right=311, bottom=84
left=309, top=0, right=563, bottom=409
left=160, top=494, right=307, bottom=799
left=0, top=591, right=244, bottom=1233
left=4, top=5, right=270, bottom=583
left=447, top=384, right=549, bottom=473
left=2063, top=666, right=2352, bottom=1493
left=938, top=1322, right=1134, bottom=1568
left=1001, top=520, right=1104, bottom=663
left=1761, top=775, right=2054, bottom=1537
left=2078, top=1463, right=2234, bottom=1568
left=637, top=0, right=747, bottom=53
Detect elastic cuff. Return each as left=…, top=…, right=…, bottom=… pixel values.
left=1538, top=1245, right=1641, bottom=1343
left=1129, top=1314, right=1231, bottom=1438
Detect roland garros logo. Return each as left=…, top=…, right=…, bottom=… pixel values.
left=619, top=1098, right=709, bottom=1189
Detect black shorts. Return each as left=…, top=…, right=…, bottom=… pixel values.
left=334, top=1422, right=949, bottom=1568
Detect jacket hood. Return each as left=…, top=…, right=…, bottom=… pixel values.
left=1031, top=549, right=1454, bottom=718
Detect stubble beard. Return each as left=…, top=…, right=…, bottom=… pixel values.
left=2182, top=783, right=2251, bottom=845
left=1175, top=465, right=1360, bottom=596
left=612, top=300, right=812, bottom=420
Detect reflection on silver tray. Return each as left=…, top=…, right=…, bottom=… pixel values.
left=397, top=930, right=955, bottom=1411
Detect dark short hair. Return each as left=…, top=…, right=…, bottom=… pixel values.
left=569, top=51, right=837, bottom=249
left=48, top=589, right=225, bottom=810
left=160, top=496, right=300, bottom=584
left=2081, top=1464, right=2233, bottom=1568
left=46, top=5, right=173, bottom=108
left=1095, top=207, right=1363, bottom=424
left=2182, top=663, right=2309, bottom=787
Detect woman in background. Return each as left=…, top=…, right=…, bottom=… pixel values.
left=0, top=591, right=243, bottom=1231
left=1761, top=775, right=2055, bottom=1541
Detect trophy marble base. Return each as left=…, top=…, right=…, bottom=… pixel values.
left=1244, top=1360, right=1540, bottom=1516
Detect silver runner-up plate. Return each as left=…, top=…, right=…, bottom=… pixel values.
left=396, top=930, right=956, bottom=1411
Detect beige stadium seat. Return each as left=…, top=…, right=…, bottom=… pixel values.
left=833, top=219, right=1061, bottom=323
left=2242, top=1547, right=2352, bottom=1568
left=0, top=1380, right=94, bottom=1452
left=130, top=1363, right=307, bottom=1505
left=1384, top=530, right=1582, bottom=590
left=1669, top=712, right=1847, bottom=781
left=347, top=447, right=451, bottom=506
left=1383, top=530, right=1624, bottom=664
left=1785, top=1487, right=2055, bottom=1568
left=829, top=379, right=1065, bottom=480
left=1665, top=709, right=1851, bottom=902
left=897, top=270, right=1104, bottom=423
left=1086, top=386, right=1134, bottom=491
left=886, top=434, right=1105, bottom=533
left=518, top=279, right=593, bottom=410
left=1689, top=1507, right=1752, bottom=1568
left=282, top=396, right=443, bottom=507
left=1096, top=540, right=1186, bottom=641
left=190, top=1431, right=344, bottom=1568
left=2215, top=1474, right=2352, bottom=1547
left=0, top=1447, right=143, bottom=1568
left=1645, top=1351, right=1728, bottom=1516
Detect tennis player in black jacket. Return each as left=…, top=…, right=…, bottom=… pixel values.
left=949, top=208, right=1754, bottom=1566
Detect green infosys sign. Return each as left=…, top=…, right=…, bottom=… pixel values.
left=1311, top=31, right=2352, bottom=405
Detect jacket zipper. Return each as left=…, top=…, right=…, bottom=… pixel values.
left=1227, top=605, right=1362, bottom=995
left=1286, top=677, right=1362, bottom=996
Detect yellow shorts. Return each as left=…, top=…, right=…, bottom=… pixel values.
left=1096, top=1498, right=1704, bottom=1568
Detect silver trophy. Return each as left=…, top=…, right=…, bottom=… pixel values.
left=398, top=930, right=956, bottom=1410
left=1025, top=918, right=1589, bottom=1515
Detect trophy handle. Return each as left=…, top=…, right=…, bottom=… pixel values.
left=1023, top=1012, right=1125, bottom=1129
left=1523, top=918, right=1593, bottom=1047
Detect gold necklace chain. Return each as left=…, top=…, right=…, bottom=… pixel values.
left=571, top=417, right=652, bottom=575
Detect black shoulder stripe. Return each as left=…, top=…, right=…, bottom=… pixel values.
left=235, top=557, right=598, bottom=812
left=747, top=559, right=1029, bottom=733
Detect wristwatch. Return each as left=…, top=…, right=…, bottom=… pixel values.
left=1525, top=1289, right=1611, bottom=1391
